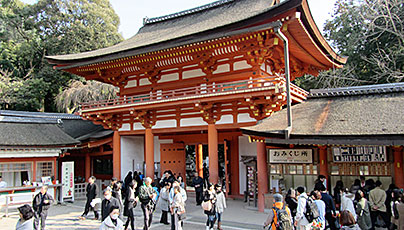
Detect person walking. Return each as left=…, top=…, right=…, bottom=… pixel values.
left=100, top=206, right=124, bottom=230
left=203, top=163, right=209, bottom=188
left=369, top=180, right=389, bottom=229
left=158, top=182, right=170, bottom=225
left=81, top=176, right=99, bottom=220
left=16, top=204, right=34, bottom=230
left=215, top=184, right=226, bottom=230
left=203, top=184, right=217, bottom=230
left=340, top=210, right=360, bottom=230
left=295, top=186, right=311, bottom=230
left=139, top=177, right=157, bottom=230
left=263, top=193, right=292, bottom=230
left=319, top=184, right=338, bottom=230
left=170, top=186, right=185, bottom=230
left=285, top=188, right=298, bottom=219
left=101, top=188, right=121, bottom=222
left=32, top=185, right=54, bottom=230
left=169, top=181, right=187, bottom=230
left=355, top=189, right=372, bottom=230
left=341, top=188, right=357, bottom=220
left=124, top=180, right=138, bottom=230
left=311, top=191, right=326, bottom=230
left=192, top=172, right=204, bottom=206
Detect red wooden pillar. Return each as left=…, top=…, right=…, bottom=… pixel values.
left=113, top=131, right=121, bottom=180
left=230, top=135, right=240, bottom=195
left=318, top=146, right=329, bottom=182
left=85, top=153, right=91, bottom=180
left=196, top=144, right=203, bottom=177
left=208, top=124, right=219, bottom=184
left=393, top=146, right=404, bottom=188
left=257, top=140, right=268, bottom=212
left=145, top=128, right=155, bottom=179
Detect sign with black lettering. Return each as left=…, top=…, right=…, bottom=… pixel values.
left=332, top=146, right=386, bottom=162
left=269, top=149, right=313, bottom=163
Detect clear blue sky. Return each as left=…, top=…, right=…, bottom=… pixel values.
left=21, top=0, right=337, bottom=39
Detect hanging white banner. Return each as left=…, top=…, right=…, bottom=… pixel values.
left=61, top=161, right=74, bottom=201
left=269, top=149, right=313, bottom=163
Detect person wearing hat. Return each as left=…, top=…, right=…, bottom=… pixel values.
left=264, top=193, right=292, bottom=230
left=16, top=204, right=34, bottom=230
left=101, top=187, right=121, bottom=221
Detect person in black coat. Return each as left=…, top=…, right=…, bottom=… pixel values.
left=124, top=180, right=138, bottom=230
left=319, top=184, right=338, bottom=230
left=285, top=188, right=298, bottom=218
left=192, top=172, right=204, bottom=205
left=81, top=176, right=99, bottom=220
left=101, top=187, right=122, bottom=221
left=32, top=185, right=54, bottom=230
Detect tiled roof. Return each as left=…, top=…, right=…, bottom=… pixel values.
left=243, top=83, right=404, bottom=138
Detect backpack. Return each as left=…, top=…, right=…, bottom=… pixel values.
left=304, top=197, right=320, bottom=223
left=272, top=206, right=293, bottom=230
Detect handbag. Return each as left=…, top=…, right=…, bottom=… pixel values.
left=202, top=200, right=212, bottom=211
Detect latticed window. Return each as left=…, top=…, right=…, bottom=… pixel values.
left=0, top=162, right=32, bottom=187
left=36, top=161, right=54, bottom=181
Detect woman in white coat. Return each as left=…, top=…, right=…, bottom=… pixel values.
left=158, top=182, right=170, bottom=225
left=215, top=184, right=226, bottom=230
left=341, top=188, right=357, bottom=220
left=100, top=206, right=124, bottom=230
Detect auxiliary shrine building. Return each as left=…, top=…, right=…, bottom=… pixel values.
left=46, top=0, right=346, bottom=209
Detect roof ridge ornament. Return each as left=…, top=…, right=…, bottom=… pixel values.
left=143, top=0, right=235, bottom=25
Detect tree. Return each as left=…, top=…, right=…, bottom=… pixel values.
left=56, top=80, right=118, bottom=113
left=295, top=0, right=404, bottom=89
left=0, top=0, right=123, bottom=111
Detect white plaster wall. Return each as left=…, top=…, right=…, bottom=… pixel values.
left=154, top=120, right=176, bottom=129
left=233, top=60, right=252, bottom=71
left=180, top=117, right=207, bottom=127
left=215, top=114, right=233, bottom=125
left=139, top=78, right=151, bottom=86
left=121, top=136, right=144, bottom=179
left=154, top=136, right=160, bottom=162
left=158, top=73, right=179, bottom=83
left=238, top=135, right=257, bottom=195
left=182, top=69, right=206, bottom=79
left=119, top=123, right=131, bottom=131
left=133, top=122, right=145, bottom=130
left=237, top=113, right=256, bottom=123
left=212, top=64, right=230, bottom=74
left=125, top=80, right=137, bottom=88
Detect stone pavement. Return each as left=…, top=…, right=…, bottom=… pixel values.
left=0, top=193, right=267, bottom=230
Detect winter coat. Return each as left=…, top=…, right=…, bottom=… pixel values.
left=86, top=183, right=98, bottom=200
left=355, top=198, right=372, bottom=230
left=295, top=193, right=309, bottom=226
left=341, top=193, right=357, bottom=220
left=101, top=197, right=121, bottom=221
left=16, top=218, right=33, bottom=230
left=139, top=184, right=156, bottom=208
left=32, top=192, right=53, bottom=212
left=124, top=187, right=137, bottom=217
left=285, top=196, right=298, bottom=218
left=203, top=190, right=216, bottom=215
left=99, top=216, right=124, bottom=230
left=340, top=224, right=361, bottom=230
left=215, top=191, right=226, bottom=213
left=157, top=187, right=169, bottom=212
left=192, top=176, right=204, bottom=192
left=369, top=187, right=387, bottom=212
left=172, top=192, right=185, bottom=213
left=391, top=201, right=404, bottom=230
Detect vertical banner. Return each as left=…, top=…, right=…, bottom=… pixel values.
left=61, top=161, right=74, bottom=202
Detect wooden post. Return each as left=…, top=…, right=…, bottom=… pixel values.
left=145, top=128, right=155, bottom=179
left=230, top=136, right=240, bottom=195
left=85, top=153, right=91, bottom=180
left=208, top=124, right=219, bottom=184
left=197, top=144, right=203, bottom=177
left=318, top=146, right=329, bottom=183
left=113, top=131, right=121, bottom=180
left=257, top=140, right=268, bottom=212
left=393, top=146, right=404, bottom=188
left=33, top=160, right=37, bottom=182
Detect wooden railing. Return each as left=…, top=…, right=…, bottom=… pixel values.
left=80, top=76, right=307, bottom=111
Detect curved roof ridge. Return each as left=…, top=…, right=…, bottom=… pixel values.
left=144, top=0, right=235, bottom=25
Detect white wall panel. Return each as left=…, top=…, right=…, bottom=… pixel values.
left=154, top=120, right=177, bottom=129
left=180, top=117, right=208, bottom=127
left=233, top=60, right=252, bottom=71
left=121, top=136, right=144, bottom=179
left=237, top=113, right=256, bottom=123
left=215, top=115, right=233, bottom=125
left=119, top=123, right=130, bottom=131
left=182, top=69, right=206, bottom=79
left=238, top=136, right=257, bottom=195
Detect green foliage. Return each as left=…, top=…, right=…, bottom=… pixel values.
left=295, top=0, right=404, bottom=89
left=0, top=0, right=123, bottom=111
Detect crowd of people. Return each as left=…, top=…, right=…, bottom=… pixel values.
left=263, top=175, right=404, bottom=230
